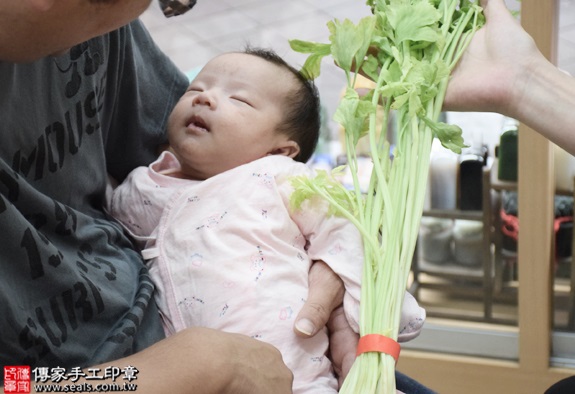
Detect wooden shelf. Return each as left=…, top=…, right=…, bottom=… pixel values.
left=413, top=160, right=575, bottom=329
left=412, top=166, right=495, bottom=322
left=490, top=159, right=573, bottom=195
left=422, top=209, right=483, bottom=221
left=416, top=258, right=484, bottom=279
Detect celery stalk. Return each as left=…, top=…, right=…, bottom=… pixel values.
left=289, top=1, right=484, bottom=392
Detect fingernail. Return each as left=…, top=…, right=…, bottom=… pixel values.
left=295, top=318, right=315, bottom=336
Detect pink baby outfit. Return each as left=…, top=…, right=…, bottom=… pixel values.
left=110, top=151, right=363, bottom=393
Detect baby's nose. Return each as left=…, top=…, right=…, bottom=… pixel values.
left=192, top=92, right=215, bottom=107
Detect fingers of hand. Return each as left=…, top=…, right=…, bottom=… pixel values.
left=294, top=261, right=344, bottom=337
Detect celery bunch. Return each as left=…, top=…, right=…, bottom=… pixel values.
left=289, top=0, right=484, bottom=392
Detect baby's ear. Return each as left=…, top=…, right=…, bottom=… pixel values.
left=269, top=141, right=300, bottom=159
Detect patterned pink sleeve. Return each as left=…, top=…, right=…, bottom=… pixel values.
left=276, top=161, right=362, bottom=332
left=109, top=166, right=171, bottom=239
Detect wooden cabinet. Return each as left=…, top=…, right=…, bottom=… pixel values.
left=411, top=160, right=575, bottom=327
left=411, top=166, right=497, bottom=323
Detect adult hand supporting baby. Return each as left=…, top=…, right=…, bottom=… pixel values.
left=28, top=327, right=293, bottom=394
left=326, top=305, right=358, bottom=388
left=101, top=328, right=293, bottom=394
left=294, top=260, right=356, bottom=383
left=294, top=260, right=346, bottom=338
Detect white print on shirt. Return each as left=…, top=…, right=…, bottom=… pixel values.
left=196, top=211, right=227, bottom=230
left=252, top=172, right=274, bottom=188
left=250, top=245, right=265, bottom=282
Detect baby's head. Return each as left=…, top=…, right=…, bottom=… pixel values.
left=243, top=47, right=321, bottom=164
left=167, top=47, right=321, bottom=180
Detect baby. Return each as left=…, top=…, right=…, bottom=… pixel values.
left=109, top=47, right=424, bottom=393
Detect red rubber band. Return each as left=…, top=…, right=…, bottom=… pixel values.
left=356, top=334, right=401, bottom=362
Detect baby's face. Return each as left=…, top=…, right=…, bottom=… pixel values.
left=167, top=52, right=298, bottom=180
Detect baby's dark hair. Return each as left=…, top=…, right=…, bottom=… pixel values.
left=243, top=47, right=321, bottom=163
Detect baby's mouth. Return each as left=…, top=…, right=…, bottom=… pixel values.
left=187, top=115, right=209, bottom=132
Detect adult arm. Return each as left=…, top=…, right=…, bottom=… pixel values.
left=444, top=0, right=575, bottom=154
left=116, top=328, right=293, bottom=394
left=30, top=328, right=293, bottom=394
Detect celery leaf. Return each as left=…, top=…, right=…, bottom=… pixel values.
left=423, top=118, right=468, bottom=154
left=386, top=2, right=441, bottom=46
left=334, top=88, right=374, bottom=146
left=328, top=17, right=375, bottom=74
left=289, top=40, right=331, bottom=79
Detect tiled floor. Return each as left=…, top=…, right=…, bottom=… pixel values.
left=140, top=0, right=575, bottom=146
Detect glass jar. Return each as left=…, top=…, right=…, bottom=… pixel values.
left=419, top=217, right=453, bottom=264
left=453, top=219, right=483, bottom=267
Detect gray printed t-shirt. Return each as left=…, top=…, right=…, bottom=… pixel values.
left=0, top=20, right=188, bottom=370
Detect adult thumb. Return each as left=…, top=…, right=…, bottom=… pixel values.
left=294, top=260, right=345, bottom=337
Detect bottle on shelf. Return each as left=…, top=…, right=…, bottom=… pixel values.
left=458, top=137, right=488, bottom=211
left=497, top=117, right=519, bottom=182
left=428, top=140, right=458, bottom=210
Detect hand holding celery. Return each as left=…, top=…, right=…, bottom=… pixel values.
left=289, top=1, right=484, bottom=392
